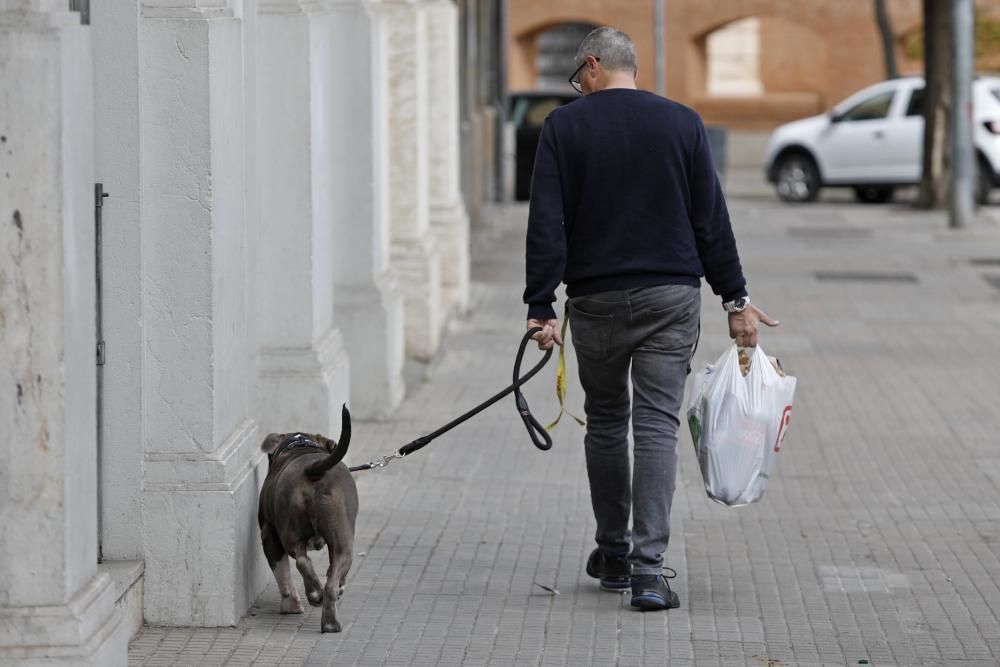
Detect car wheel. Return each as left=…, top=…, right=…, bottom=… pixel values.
left=853, top=186, right=895, bottom=204
left=775, top=154, right=820, bottom=203
left=977, top=160, right=992, bottom=206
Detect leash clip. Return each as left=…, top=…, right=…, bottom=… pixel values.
left=371, top=450, right=404, bottom=469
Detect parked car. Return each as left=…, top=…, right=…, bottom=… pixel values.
left=509, top=91, right=579, bottom=201
left=764, top=76, right=1000, bottom=204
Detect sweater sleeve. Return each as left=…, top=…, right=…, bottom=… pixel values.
left=689, top=118, right=748, bottom=303
left=523, top=116, right=567, bottom=321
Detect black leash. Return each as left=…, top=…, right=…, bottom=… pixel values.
left=349, top=327, right=554, bottom=472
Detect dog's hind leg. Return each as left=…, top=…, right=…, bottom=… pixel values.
left=320, top=559, right=342, bottom=633
left=291, top=547, right=324, bottom=607
left=262, top=524, right=303, bottom=614
left=320, top=537, right=353, bottom=633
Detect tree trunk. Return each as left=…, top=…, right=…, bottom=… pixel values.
left=874, top=0, right=898, bottom=79
left=918, top=0, right=952, bottom=209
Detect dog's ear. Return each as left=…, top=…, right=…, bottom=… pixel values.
left=310, top=434, right=337, bottom=452
left=261, top=433, right=285, bottom=454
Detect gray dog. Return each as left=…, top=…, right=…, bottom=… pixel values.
left=258, top=405, right=359, bottom=633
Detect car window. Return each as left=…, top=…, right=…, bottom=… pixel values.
left=510, top=99, right=530, bottom=129
left=905, top=87, right=925, bottom=116
left=839, top=90, right=896, bottom=122
left=525, top=99, right=563, bottom=128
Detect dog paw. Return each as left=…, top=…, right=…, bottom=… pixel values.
left=306, top=590, right=323, bottom=607
left=321, top=607, right=341, bottom=633
left=280, top=596, right=305, bottom=614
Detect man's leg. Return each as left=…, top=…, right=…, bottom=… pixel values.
left=628, top=288, right=700, bottom=575
left=570, top=300, right=632, bottom=557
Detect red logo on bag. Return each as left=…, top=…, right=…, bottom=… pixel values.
left=774, top=405, right=792, bottom=452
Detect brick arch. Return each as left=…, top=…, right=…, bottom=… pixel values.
left=507, top=0, right=658, bottom=92
left=679, top=13, right=832, bottom=129
left=686, top=8, right=825, bottom=46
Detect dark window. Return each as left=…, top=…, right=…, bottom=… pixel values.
left=840, top=90, right=895, bottom=122
left=906, top=88, right=926, bottom=116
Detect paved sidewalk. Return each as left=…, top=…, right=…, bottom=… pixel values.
left=130, top=196, right=1000, bottom=667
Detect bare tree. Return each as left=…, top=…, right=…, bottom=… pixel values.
left=918, top=0, right=952, bottom=209
left=874, top=0, right=899, bottom=79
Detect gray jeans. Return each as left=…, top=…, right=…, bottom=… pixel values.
left=568, top=284, right=701, bottom=576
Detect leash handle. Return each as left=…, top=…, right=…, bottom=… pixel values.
left=516, top=392, right=552, bottom=451
left=515, top=327, right=553, bottom=451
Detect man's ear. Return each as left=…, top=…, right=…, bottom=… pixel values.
left=261, top=433, right=285, bottom=454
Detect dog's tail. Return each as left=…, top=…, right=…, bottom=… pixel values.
left=304, top=404, right=352, bottom=482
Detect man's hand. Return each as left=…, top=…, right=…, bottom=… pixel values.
left=527, top=318, right=563, bottom=351
left=728, top=304, right=780, bottom=348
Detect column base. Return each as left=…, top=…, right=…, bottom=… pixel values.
left=0, top=574, right=126, bottom=666
left=258, top=328, right=351, bottom=435
left=142, top=421, right=270, bottom=626
left=335, top=271, right=406, bottom=420
left=392, top=235, right=443, bottom=361
left=431, top=199, right=471, bottom=318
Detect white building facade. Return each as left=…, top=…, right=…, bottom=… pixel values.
left=0, top=0, right=502, bottom=663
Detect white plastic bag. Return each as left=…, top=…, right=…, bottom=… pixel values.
left=687, top=345, right=797, bottom=507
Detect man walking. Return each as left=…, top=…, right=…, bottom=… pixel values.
left=523, top=27, right=778, bottom=611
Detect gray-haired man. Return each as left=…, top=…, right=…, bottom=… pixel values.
left=523, top=27, right=777, bottom=611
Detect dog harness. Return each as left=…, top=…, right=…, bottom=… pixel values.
left=272, top=433, right=323, bottom=458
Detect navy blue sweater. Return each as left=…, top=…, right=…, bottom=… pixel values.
left=523, top=89, right=747, bottom=321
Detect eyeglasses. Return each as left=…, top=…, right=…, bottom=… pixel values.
left=568, top=57, right=600, bottom=94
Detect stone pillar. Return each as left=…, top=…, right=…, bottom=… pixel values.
left=424, top=0, right=470, bottom=317
left=381, top=0, right=443, bottom=360
left=138, top=0, right=269, bottom=626
left=90, top=0, right=144, bottom=563
left=256, top=0, right=350, bottom=435
left=0, top=3, right=126, bottom=665
left=324, top=0, right=406, bottom=418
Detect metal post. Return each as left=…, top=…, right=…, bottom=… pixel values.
left=654, top=0, right=666, bottom=96
left=949, top=0, right=975, bottom=228
left=495, top=0, right=508, bottom=202
left=95, top=183, right=108, bottom=562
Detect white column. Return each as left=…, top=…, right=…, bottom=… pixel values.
left=90, top=0, right=144, bottom=564
left=381, top=0, right=443, bottom=361
left=325, top=0, right=406, bottom=418
left=424, top=0, right=470, bottom=317
left=256, top=0, right=350, bottom=435
left=138, top=0, right=269, bottom=626
left=0, top=3, right=126, bottom=665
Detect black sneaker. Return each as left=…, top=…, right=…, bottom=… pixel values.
left=630, top=569, right=680, bottom=611
left=585, top=548, right=631, bottom=591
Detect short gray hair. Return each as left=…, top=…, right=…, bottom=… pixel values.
left=576, top=27, right=637, bottom=75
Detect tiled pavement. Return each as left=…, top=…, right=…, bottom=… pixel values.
left=130, top=193, right=1000, bottom=666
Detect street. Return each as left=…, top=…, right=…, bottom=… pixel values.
left=130, top=194, right=1000, bottom=667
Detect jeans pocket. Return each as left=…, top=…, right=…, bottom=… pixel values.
left=568, top=301, right=614, bottom=359
left=641, top=293, right=701, bottom=351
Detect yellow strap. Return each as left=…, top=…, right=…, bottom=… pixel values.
left=545, top=312, right=586, bottom=431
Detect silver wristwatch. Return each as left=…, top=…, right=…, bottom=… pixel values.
left=723, top=296, right=750, bottom=313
